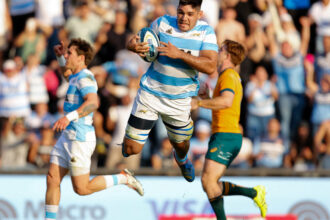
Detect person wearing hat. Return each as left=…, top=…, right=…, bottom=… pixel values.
left=0, top=59, right=31, bottom=118
left=267, top=10, right=310, bottom=142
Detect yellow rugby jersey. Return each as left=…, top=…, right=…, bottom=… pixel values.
left=211, top=68, right=242, bottom=134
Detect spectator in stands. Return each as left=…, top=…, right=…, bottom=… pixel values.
left=189, top=120, right=211, bottom=170
left=0, top=59, right=31, bottom=118
left=36, top=0, right=64, bottom=29
left=0, top=117, right=35, bottom=170
left=309, top=0, right=330, bottom=55
left=201, top=0, right=219, bottom=29
left=284, top=0, right=310, bottom=30
left=314, top=36, right=330, bottom=83
left=268, top=0, right=302, bottom=52
left=35, top=0, right=64, bottom=63
left=59, top=0, right=102, bottom=45
left=22, top=54, right=49, bottom=106
left=305, top=57, right=330, bottom=134
left=0, top=0, right=12, bottom=66
left=9, top=0, right=35, bottom=38
left=215, top=7, right=246, bottom=46
left=92, top=98, right=111, bottom=168
left=245, top=13, right=269, bottom=68
left=151, top=137, right=175, bottom=170
left=254, top=118, right=286, bottom=168
left=14, top=18, right=48, bottom=63
left=25, top=103, right=54, bottom=138
left=106, top=89, right=141, bottom=170
left=284, top=121, right=316, bottom=170
left=94, top=9, right=131, bottom=64
left=245, top=66, right=278, bottom=142
left=27, top=125, right=55, bottom=168
left=267, top=14, right=310, bottom=141
left=314, top=120, right=330, bottom=168
left=92, top=0, right=128, bottom=23
left=127, top=0, right=149, bottom=34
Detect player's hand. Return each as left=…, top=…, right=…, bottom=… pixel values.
left=191, top=98, right=199, bottom=110
left=54, top=41, right=66, bottom=57
left=198, top=83, right=211, bottom=99
left=157, top=41, right=182, bottom=59
left=52, top=116, right=70, bottom=132
left=127, top=35, right=149, bottom=57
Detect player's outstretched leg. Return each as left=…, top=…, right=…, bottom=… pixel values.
left=122, top=169, right=144, bottom=196
left=253, top=185, right=267, bottom=217
left=220, top=182, right=267, bottom=218
left=174, top=151, right=195, bottom=182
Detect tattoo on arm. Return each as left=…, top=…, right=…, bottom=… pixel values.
left=79, top=104, right=97, bottom=118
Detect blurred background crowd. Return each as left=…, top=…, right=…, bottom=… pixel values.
left=0, top=0, right=330, bottom=173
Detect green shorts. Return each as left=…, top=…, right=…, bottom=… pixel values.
left=205, top=132, right=242, bottom=167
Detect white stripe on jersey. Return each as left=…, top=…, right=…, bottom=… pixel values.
left=153, top=60, right=196, bottom=79
left=141, top=15, right=218, bottom=99
left=141, top=76, right=198, bottom=96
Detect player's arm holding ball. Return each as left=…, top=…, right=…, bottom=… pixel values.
left=126, top=34, right=150, bottom=58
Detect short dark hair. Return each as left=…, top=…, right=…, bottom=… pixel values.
left=222, top=40, right=246, bottom=66
left=179, top=0, right=203, bottom=8
left=68, top=38, right=94, bottom=66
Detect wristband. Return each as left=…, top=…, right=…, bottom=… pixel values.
left=197, top=100, right=201, bottom=107
left=65, top=110, right=79, bottom=122
left=56, top=55, right=66, bottom=67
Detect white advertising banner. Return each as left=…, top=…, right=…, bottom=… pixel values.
left=0, top=175, right=329, bottom=220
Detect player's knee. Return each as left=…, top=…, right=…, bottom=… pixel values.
left=201, top=173, right=215, bottom=193
left=123, top=138, right=143, bottom=156
left=201, top=174, right=209, bottom=192
left=166, top=121, right=194, bottom=143
left=73, top=185, right=88, bottom=196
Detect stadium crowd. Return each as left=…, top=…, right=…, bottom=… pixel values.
left=0, top=0, right=330, bottom=172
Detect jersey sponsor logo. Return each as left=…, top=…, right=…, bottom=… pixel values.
left=217, top=151, right=232, bottom=161
left=210, top=147, right=217, bottom=153
left=71, top=157, right=77, bottom=163
left=192, top=33, right=200, bottom=37
left=138, top=109, right=148, bottom=114
left=166, top=28, right=173, bottom=34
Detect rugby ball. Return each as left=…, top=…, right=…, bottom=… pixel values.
left=138, top=27, right=160, bottom=62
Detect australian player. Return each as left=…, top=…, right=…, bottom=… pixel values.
left=191, top=40, right=267, bottom=219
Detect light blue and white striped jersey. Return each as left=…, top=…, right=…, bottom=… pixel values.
left=63, top=69, right=98, bottom=141
left=0, top=71, right=31, bottom=117
left=140, top=15, right=218, bottom=99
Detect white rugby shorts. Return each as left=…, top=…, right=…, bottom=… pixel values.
left=131, top=88, right=192, bottom=126
left=50, top=134, right=96, bottom=176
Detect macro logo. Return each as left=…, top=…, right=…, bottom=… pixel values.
left=289, top=201, right=329, bottom=220
left=0, top=199, right=17, bottom=219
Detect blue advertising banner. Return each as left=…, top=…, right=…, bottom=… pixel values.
left=0, top=175, right=329, bottom=220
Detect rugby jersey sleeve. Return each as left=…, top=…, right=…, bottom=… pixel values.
left=218, top=71, right=236, bottom=95
left=201, top=25, right=218, bottom=52
left=77, top=73, right=98, bottom=97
